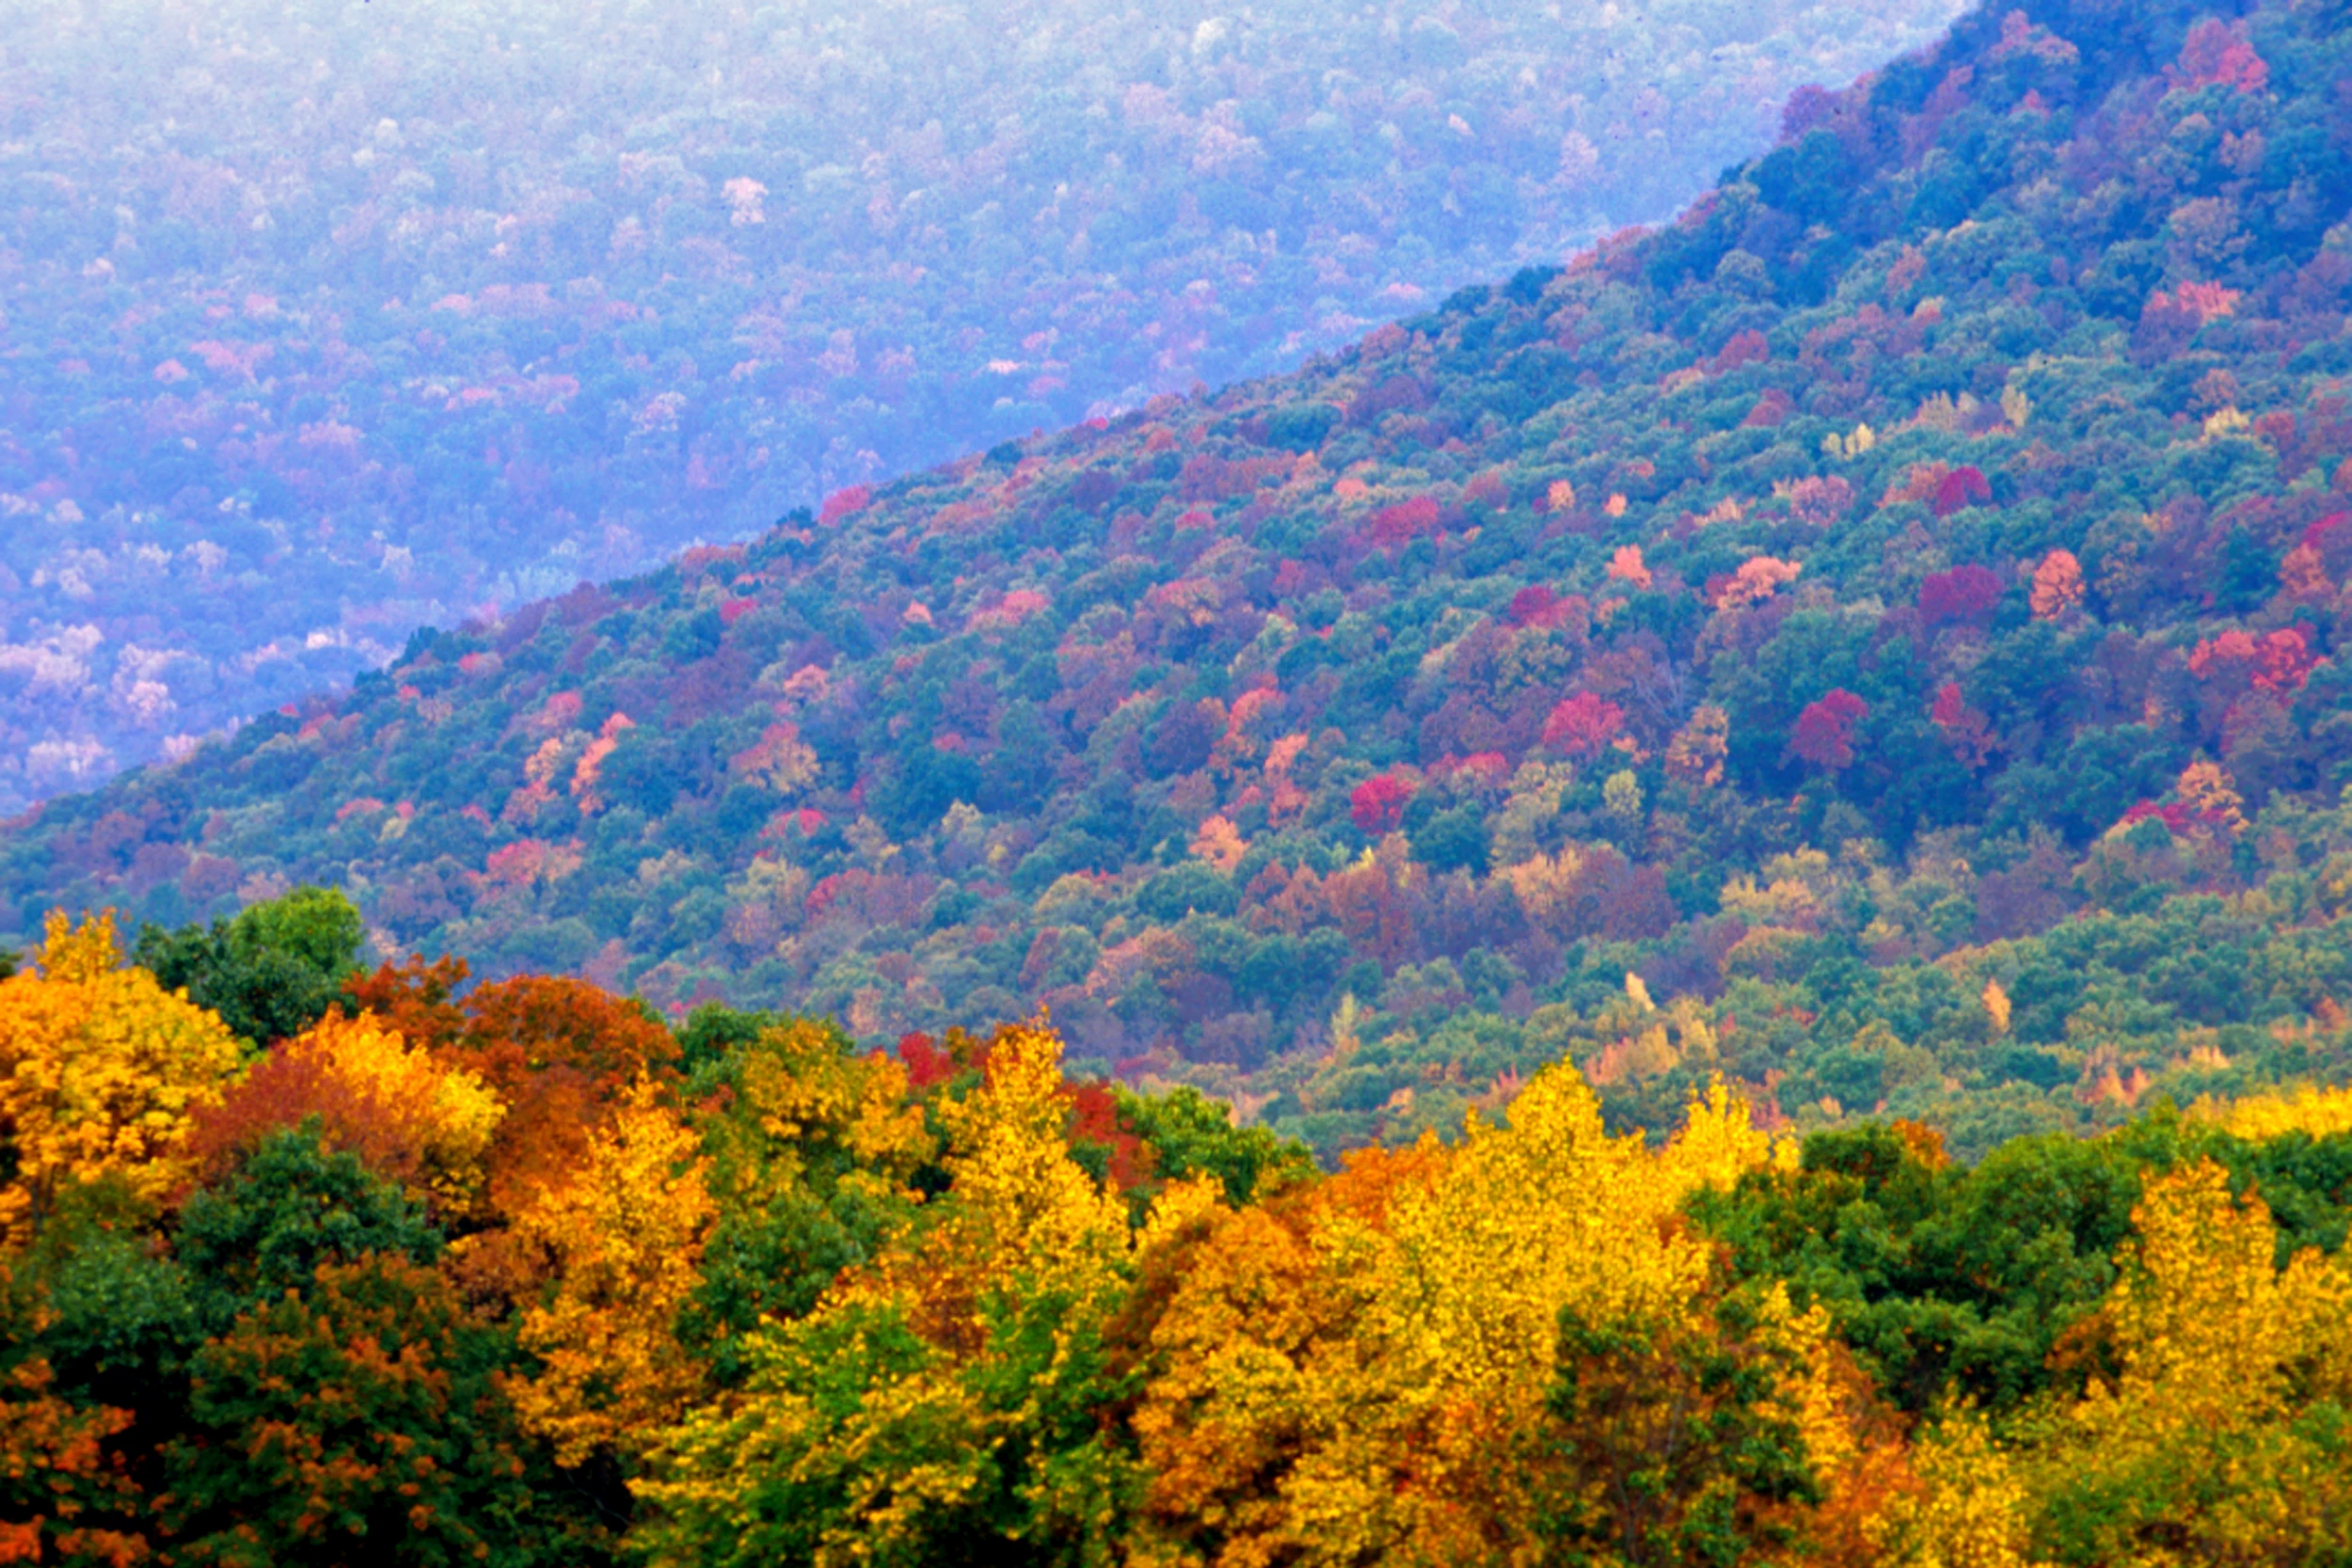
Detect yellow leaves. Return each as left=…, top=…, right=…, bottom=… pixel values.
left=1188, top=814, right=1248, bottom=873
left=1602, top=768, right=1643, bottom=819
left=724, top=1019, right=931, bottom=1189
left=1822, top=422, right=1876, bottom=459
left=0, top=911, right=243, bottom=1241
left=1545, top=479, right=1577, bottom=513
left=2025, top=1159, right=2352, bottom=1563
left=1982, top=980, right=2012, bottom=1037
left=2101, top=1160, right=2337, bottom=1413
left=1665, top=1079, right=1790, bottom=1192
left=1604, top=492, right=1628, bottom=517
left=1867, top=1411, right=2050, bottom=1568
left=1501, top=848, right=1583, bottom=927
left=225, top=1010, right=504, bottom=1208
left=2201, top=1084, right=2352, bottom=1142
left=1665, top=703, right=1730, bottom=787
left=926, top=1020, right=1130, bottom=1303
left=1138, top=1063, right=1809, bottom=1563
left=514, top=1078, right=716, bottom=1467
left=2201, top=405, right=2250, bottom=439
left=2176, top=759, right=2247, bottom=833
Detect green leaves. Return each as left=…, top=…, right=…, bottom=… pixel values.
left=135, top=884, right=365, bottom=1048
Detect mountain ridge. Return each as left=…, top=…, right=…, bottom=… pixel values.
left=9, top=0, right=2352, bottom=1160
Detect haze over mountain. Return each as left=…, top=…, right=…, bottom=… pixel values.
left=0, top=0, right=1964, bottom=812
left=11, top=0, right=2349, bottom=1162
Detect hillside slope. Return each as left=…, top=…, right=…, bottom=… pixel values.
left=10, top=0, right=2352, bottom=1158
left=0, top=0, right=1961, bottom=810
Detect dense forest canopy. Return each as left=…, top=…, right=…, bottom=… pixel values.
left=0, top=0, right=1963, bottom=809
left=10, top=0, right=2352, bottom=1559
left=5, top=901, right=2352, bottom=1563
left=8, top=0, right=2352, bottom=1167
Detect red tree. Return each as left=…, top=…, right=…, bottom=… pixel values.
left=1931, top=467, right=1992, bottom=518
left=1542, top=692, right=1627, bottom=759
left=1787, top=689, right=1867, bottom=770
left=1366, top=496, right=1441, bottom=547
left=1916, top=564, right=2004, bottom=626
left=1349, top=773, right=1415, bottom=832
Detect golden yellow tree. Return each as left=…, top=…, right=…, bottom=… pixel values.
left=1865, top=1411, right=2050, bottom=1568
left=514, top=1076, right=717, bottom=1467
left=1126, top=1069, right=1820, bottom=1567
left=0, top=911, right=243, bottom=1241
left=640, top=1020, right=1154, bottom=1567
left=2026, top=1159, right=2352, bottom=1564
left=183, top=1008, right=504, bottom=1211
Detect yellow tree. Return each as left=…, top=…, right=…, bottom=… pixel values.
left=1126, top=1069, right=1820, bottom=1567
left=2027, top=1159, right=2352, bottom=1563
left=0, top=911, right=243, bottom=1242
left=183, top=1007, right=504, bottom=1212
left=514, top=1077, right=717, bottom=1467
left=640, top=1020, right=1152, bottom=1567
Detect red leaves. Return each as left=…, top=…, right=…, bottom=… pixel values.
left=2188, top=625, right=2318, bottom=696
left=1787, top=689, right=1867, bottom=770
left=1508, top=585, right=1585, bottom=630
left=818, top=483, right=872, bottom=526
left=2119, top=799, right=2231, bottom=837
left=1929, top=682, right=1997, bottom=768
left=1930, top=466, right=1992, bottom=518
left=898, top=1031, right=961, bottom=1090
left=1542, top=692, right=1626, bottom=759
left=2170, top=18, right=2267, bottom=94
left=1366, top=496, right=1442, bottom=548
left=1916, top=565, right=2004, bottom=627
left=1709, top=328, right=1770, bottom=373
left=1349, top=773, right=1415, bottom=832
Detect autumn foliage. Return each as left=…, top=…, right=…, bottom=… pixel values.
left=4, top=912, right=2352, bottom=1564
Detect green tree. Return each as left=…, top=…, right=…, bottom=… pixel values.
left=135, top=885, right=366, bottom=1046
left=1539, top=1291, right=1820, bottom=1567
left=175, top=1123, right=442, bottom=1332
left=162, top=1253, right=580, bottom=1568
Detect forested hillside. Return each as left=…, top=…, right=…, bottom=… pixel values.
left=6, top=904, right=2352, bottom=1563
left=10, top=0, right=2352, bottom=1162
left=0, top=0, right=1962, bottom=809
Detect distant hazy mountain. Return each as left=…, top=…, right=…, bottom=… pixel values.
left=0, top=0, right=1964, bottom=809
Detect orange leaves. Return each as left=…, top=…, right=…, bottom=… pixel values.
left=341, top=959, right=678, bottom=1221
left=1606, top=544, right=1653, bottom=589
left=1188, top=814, right=1248, bottom=873
left=1716, top=554, right=1802, bottom=610
left=513, top=1079, right=715, bottom=1467
left=569, top=713, right=634, bottom=813
left=183, top=1010, right=502, bottom=1210
left=1125, top=1069, right=1807, bottom=1565
left=2187, top=624, right=2319, bottom=695
left=0, top=1352, right=144, bottom=1566
left=2029, top=548, right=2084, bottom=619
left=728, top=719, right=818, bottom=794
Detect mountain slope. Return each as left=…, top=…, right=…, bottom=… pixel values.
left=0, top=0, right=1963, bottom=811
left=10, top=0, right=2352, bottom=1158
